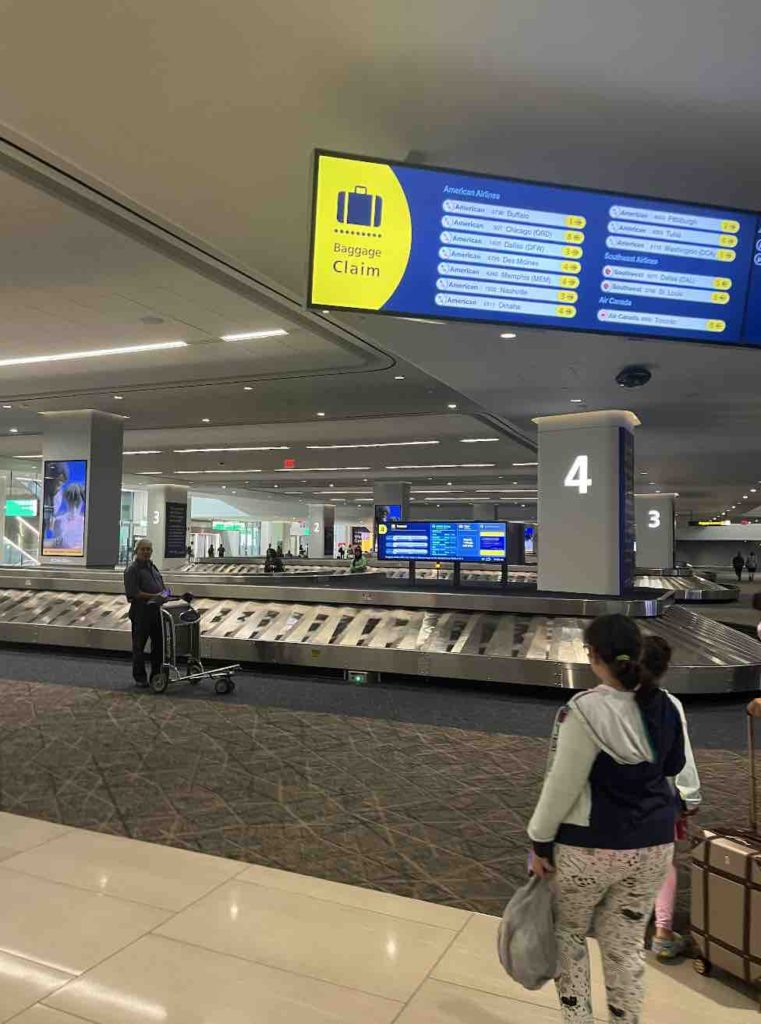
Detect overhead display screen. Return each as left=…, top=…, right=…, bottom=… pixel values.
left=309, top=151, right=761, bottom=347
left=377, top=521, right=507, bottom=563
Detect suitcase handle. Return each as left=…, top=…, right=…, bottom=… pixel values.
left=353, top=185, right=368, bottom=194
left=748, top=710, right=758, bottom=833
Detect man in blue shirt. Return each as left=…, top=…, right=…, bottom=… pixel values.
left=123, top=538, right=166, bottom=687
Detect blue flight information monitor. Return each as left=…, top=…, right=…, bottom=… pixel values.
left=377, top=521, right=508, bottom=563
left=309, top=151, right=761, bottom=347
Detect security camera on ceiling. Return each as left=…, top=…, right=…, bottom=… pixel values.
left=615, top=365, right=652, bottom=389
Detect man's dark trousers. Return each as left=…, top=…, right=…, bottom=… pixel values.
left=130, top=603, right=163, bottom=682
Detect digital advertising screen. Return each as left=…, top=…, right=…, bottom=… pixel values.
left=377, top=521, right=508, bottom=563
left=309, top=151, right=761, bottom=348
left=41, top=459, right=88, bottom=556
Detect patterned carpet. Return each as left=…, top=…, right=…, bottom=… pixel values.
left=0, top=678, right=748, bottom=916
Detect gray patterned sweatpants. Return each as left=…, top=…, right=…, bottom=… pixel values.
left=553, top=843, right=673, bottom=1024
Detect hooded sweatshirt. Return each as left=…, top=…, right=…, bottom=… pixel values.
left=528, top=685, right=686, bottom=858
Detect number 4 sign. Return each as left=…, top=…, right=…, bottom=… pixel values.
left=564, top=454, right=592, bottom=495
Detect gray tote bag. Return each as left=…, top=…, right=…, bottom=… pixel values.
left=497, top=875, right=557, bottom=990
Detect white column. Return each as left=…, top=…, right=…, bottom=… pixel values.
left=40, top=410, right=124, bottom=567
left=635, top=493, right=676, bottom=571
left=307, top=504, right=336, bottom=557
left=145, top=484, right=189, bottom=570
left=534, top=410, right=639, bottom=596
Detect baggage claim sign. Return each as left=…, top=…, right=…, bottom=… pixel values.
left=307, top=150, right=761, bottom=348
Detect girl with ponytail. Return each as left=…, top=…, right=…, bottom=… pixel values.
left=527, top=614, right=687, bottom=1024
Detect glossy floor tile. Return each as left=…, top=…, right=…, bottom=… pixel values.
left=156, top=879, right=460, bottom=1000
left=49, top=934, right=401, bottom=1024
left=0, top=812, right=754, bottom=1024
left=2, top=829, right=243, bottom=910
left=0, top=866, right=168, bottom=975
left=237, top=861, right=470, bottom=928
left=8, top=1009, right=88, bottom=1024
left=396, top=978, right=565, bottom=1023
left=0, top=813, right=68, bottom=852
left=0, top=949, right=72, bottom=1023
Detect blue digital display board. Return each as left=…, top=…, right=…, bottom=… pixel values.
left=377, top=521, right=508, bottom=563
left=310, top=152, right=761, bottom=347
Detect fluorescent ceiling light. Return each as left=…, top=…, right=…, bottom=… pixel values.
left=8, top=429, right=18, bottom=434
left=137, top=471, right=162, bottom=475
left=394, top=375, right=405, bottom=380
left=447, top=403, right=458, bottom=409
left=221, top=329, right=288, bottom=341
left=0, top=340, right=186, bottom=369
left=124, top=450, right=162, bottom=455
left=500, top=332, right=517, bottom=339
left=173, top=446, right=289, bottom=453
left=175, top=469, right=263, bottom=475
left=476, top=488, right=538, bottom=493
left=460, top=438, right=499, bottom=443
left=306, top=441, right=438, bottom=450
left=384, top=463, right=495, bottom=470
left=12, top=454, right=40, bottom=459
left=276, top=466, right=371, bottom=473
left=513, top=461, right=538, bottom=467
left=570, top=399, right=584, bottom=404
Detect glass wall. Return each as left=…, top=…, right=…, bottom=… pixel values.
left=3, top=469, right=41, bottom=565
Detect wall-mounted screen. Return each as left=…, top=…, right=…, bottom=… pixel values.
left=377, top=520, right=507, bottom=562
left=41, top=460, right=87, bottom=556
left=309, top=150, right=761, bottom=348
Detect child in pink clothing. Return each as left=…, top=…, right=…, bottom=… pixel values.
left=646, top=637, right=702, bottom=961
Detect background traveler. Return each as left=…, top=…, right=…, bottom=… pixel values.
left=123, top=538, right=167, bottom=688
left=527, top=614, right=685, bottom=1024
left=349, top=543, right=368, bottom=573
left=208, top=542, right=215, bottom=558
left=217, top=541, right=226, bottom=558
left=748, top=550, right=758, bottom=582
left=733, top=551, right=745, bottom=581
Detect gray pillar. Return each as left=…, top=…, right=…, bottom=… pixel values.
left=471, top=502, right=497, bottom=520
left=144, top=484, right=189, bottom=570
left=534, top=410, right=639, bottom=596
left=307, top=504, right=335, bottom=558
left=635, top=493, right=676, bottom=571
left=40, top=411, right=124, bottom=567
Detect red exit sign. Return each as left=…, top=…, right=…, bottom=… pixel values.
left=283, top=458, right=296, bottom=469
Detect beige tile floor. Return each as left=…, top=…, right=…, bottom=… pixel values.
left=0, top=812, right=753, bottom=1023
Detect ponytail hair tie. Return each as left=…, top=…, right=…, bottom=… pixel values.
left=615, top=653, right=631, bottom=663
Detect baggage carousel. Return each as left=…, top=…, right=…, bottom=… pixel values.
left=182, top=560, right=739, bottom=602
left=0, top=566, right=757, bottom=694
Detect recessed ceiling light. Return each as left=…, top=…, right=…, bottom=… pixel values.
left=113, top=394, right=124, bottom=400
left=500, top=332, right=517, bottom=339
left=316, top=412, right=326, bottom=417
left=273, top=484, right=278, bottom=488
left=394, top=375, right=405, bottom=380
left=447, top=403, right=458, bottom=410
left=570, top=399, right=584, bottom=404
left=136, top=471, right=162, bottom=475
left=744, top=495, right=749, bottom=499
left=2, top=404, right=11, bottom=409
left=243, top=386, right=253, bottom=391
left=0, top=340, right=187, bottom=369
left=174, top=446, right=289, bottom=453
left=201, top=418, right=210, bottom=423
left=752, top=489, right=757, bottom=493
left=276, top=466, right=370, bottom=473
left=460, top=437, right=499, bottom=443
left=221, top=329, right=288, bottom=341
left=9, top=428, right=18, bottom=434
left=306, top=440, right=438, bottom=450
left=384, top=463, right=495, bottom=470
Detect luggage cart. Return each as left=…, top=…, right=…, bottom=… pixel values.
left=151, top=598, right=239, bottom=695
